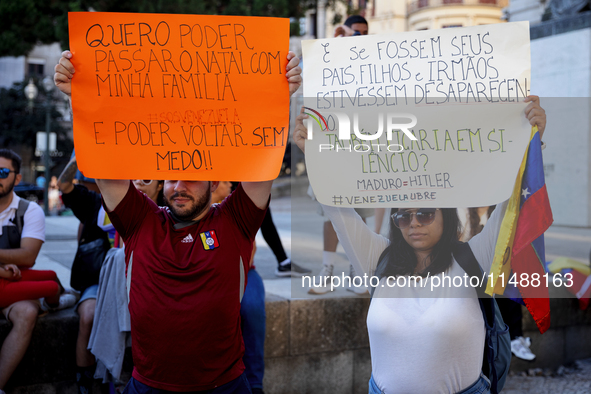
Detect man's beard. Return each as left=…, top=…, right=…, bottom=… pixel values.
left=0, top=177, right=16, bottom=199
left=164, top=183, right=211, bottom=222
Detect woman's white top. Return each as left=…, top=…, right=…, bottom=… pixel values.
left=322, top=201, right=507, bottom=394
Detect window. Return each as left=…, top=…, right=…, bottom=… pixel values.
left=27, top=63, right=44, bottom=78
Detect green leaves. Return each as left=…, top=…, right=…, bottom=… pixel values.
left=0, top=80, right=71, bottom=157
left=0, top=0, right=348, bottom=57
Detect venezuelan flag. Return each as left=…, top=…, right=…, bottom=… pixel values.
left=200, top=230, right=220, bottom=250
left=486, top=126, right=553, bottom=333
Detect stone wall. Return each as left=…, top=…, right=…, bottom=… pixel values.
left=263, top=295, right=371, bottom=394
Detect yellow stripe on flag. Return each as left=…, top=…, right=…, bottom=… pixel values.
left=200, top=232, right=210, bottom=250
left=486, top=126, right=538, bottom=296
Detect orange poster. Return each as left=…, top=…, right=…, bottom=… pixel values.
left=68, top=12, right=290, bottom=181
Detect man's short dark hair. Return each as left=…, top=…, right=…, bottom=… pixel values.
left=0, top=149, right=22, bottom=174
left=344, top=15, right=368, bottom=27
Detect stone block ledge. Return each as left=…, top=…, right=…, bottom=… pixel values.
left=2, top=290, right=591, bottom=393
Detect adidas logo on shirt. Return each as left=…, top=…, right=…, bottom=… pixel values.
left=181, top=234, right=194, bottom=243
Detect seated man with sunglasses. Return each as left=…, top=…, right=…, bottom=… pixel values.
left=0, top=149, right=47, bottom=391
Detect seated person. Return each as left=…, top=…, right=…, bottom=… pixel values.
left=0, top=148, right=75, bottom=392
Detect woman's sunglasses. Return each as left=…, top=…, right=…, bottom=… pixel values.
left=0, top=168, right=16, bottom=179
left=133, top=180, right=153, bottom=185
left=391, top=208, right=440, bottom=229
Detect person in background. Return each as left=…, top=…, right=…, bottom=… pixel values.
left=211, top=182, right=233, bottom=205
left=212, top=182, right=267, bottom=394
left=334, top=15, right=369, bottom=37
left=48, top=176, right=62, bottom=214
left=263, top=207, right=309, bottom=277
left=0, top=149, right=76, bottom=393
left=57, top=156, right=111, bottom=393
left=58, top=156, right=166, bottom=393
left=89, top=178, right=163, bottom=392
left=35, top=173, right=45, bottom=189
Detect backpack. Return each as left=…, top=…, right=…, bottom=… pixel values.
left=13, top=199, right=30, bottom=235
left=453, top=241, right=511, bottom=394
left=0, top=199, right=30, bottom=249
left=371, top=242, right=511, bottom=394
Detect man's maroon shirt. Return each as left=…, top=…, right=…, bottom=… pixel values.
left=107, top=182, right=266, bottom=391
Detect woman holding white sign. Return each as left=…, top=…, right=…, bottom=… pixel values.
left=293, top=98, right=546, bottom=394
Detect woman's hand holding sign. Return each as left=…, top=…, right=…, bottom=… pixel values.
left=293, top=106, right=309, bottom=154
left=524, top=95, right=546, bottom=138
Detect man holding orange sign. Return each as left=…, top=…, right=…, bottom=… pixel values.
left=55, top=13, right=301, bottom=393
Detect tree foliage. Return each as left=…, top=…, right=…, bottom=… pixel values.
left=0, top=0, right=71, bottom=56
left=0, top=80, right=72, bottom=160
left=0, top=0, right=328, bottom=57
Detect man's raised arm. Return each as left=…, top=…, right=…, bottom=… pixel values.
left=242, top=51, right=301, bottom=207
left=54, top=51, right=131, bottom=212
left=95, top=180, right=129, bottom=211
left=241, top=181, right=273, bottom=209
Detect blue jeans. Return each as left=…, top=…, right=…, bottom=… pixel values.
left=123, top=374, right=251, bottom=394
left=368, top=372, right=490, bottom=394
left=240, top=269, right=266, bottom=390
left=76, top=284, right=99, bottom=311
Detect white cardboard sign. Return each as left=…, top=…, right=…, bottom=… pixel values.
left=302, top=22, right=532, bottom=208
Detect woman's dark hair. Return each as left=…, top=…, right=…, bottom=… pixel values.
left=376, top=208, right=462, bottom=279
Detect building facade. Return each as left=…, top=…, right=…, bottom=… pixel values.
left=315, top=0, right=511, bottom=38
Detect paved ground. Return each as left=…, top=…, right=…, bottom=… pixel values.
left=36, top=191, right=591, bottom=393
left=504, top=358, right=591, bottom=393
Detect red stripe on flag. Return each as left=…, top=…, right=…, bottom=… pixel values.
left=513, top=185, right=553, bottom=255
left=512, top=243, right=551, bottom=334
left=211, top=230, right=220, bottom=247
